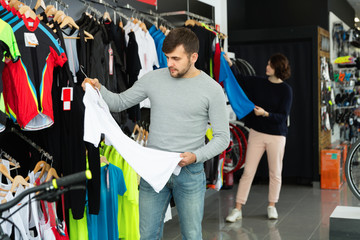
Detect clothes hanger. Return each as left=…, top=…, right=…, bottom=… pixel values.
left=45, top=4, right=56, bottom=17
left=136, top=125, right=144, bottom=143
left=10, top=175, right=29, bottom=192
left=60, top=16, right=94, bottom=40
left=140, top=21, right=147, bottom=33
left=8, top=0, right=18, bottom=8
left=0, top=160, right=19, bottom=170
left=131, top=124, right=140, bottom=140
left=24, top=160, right=46, bottom=182
left=13, top=0, right=25, bottom=10
left=103, top=11, right=111, bottom=22
left=103, top=5, right=111, bottom=22
left=0, top=164, right=14, bottom=182
left=34, top=0, right=45, bottom=11
left=18, top=5, right=37, bottom=20
left=100, top=156, right=109, bottom=165
left=45, top=167, right=59, bottom=182
left=53, top=10, right=65, bottom=22
left=184, top=18, right=196, bottom=27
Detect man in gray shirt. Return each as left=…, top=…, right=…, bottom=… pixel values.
left=82, top=27, right=229, bottom=240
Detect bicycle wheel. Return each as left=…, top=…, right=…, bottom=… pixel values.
left=223, top=127, right=242, bottom=174
left=345, top=139, right=360, bottom=200
left=229, top=123, right=248, bottom=170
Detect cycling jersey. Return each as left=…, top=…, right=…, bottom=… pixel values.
left=2, top=14, right=67, bottom=130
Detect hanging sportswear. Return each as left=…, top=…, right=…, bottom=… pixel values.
left=218, top=52, right=254, bottom=119
left=2, top=15, right=67, bottom=130
left=83, top=83, right=182, bottom=193
left=0, top=18, right=20, bottom=61
left=87, top=163, right=127, bottom=240
left=0, top=18, right=20, bottom=131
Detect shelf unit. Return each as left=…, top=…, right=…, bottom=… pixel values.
left=318, top=27, right=331, bottom=166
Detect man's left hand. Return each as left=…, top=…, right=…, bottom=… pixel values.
left=178, top=152, right=197, bottom=167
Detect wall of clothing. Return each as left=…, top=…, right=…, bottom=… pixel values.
left=0, top=0, right=229, bottom=239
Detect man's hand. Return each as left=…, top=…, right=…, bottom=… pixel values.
left=81, top=78, right=101, bottom=91
left=178, top=152, right=197, bottom=167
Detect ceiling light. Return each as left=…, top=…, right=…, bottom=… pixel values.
left=355, top=17, right=360, bottom=22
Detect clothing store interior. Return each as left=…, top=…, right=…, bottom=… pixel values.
left=1, top=0, right=360, bottom=239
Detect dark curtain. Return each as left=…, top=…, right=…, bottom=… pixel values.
left=230, top=39, right=314, bottom=183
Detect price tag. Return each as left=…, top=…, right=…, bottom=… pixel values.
left=61, top=87, right=73, bottom=111
left=24, top=33, right=38, bottom=47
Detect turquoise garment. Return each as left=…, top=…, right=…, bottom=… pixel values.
left=148, top=25, right=157, bottom=35
left=218, top=52, right=254, bottom=119
left=87, top=164, right=127, bottom=240
left=150, top=27, right=167, bottom=69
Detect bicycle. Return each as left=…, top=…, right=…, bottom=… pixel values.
left=345, top=139, right=360, bottom=200
left=0, top=170, right=92, bottom=240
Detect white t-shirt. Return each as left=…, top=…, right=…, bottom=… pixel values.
left=83, top=83, right=182, bottom=193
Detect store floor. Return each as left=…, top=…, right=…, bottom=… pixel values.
left=163, top=181, right=360, bottom=240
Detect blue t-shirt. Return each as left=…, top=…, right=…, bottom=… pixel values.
left=218, top=52, right=254, bottom=119
left=87, top=163, right=127, bottom=240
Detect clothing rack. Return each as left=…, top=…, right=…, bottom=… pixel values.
left=78, top=0, right=174, bottom=28
left=10, top=127, right=53, bottom=162
left=159, top=10, right=214, bottom=25
left=79, top=0, right=102, bottom=17
left=53, top=0, right=69, bottom=10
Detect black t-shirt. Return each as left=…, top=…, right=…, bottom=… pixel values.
left=186, top=25, right=215, bottom=75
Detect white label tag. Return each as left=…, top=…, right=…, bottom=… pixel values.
left=24, top=32, right=38, bottom=47
left=63, top=101, right=71, bottom=111
left=109, top=47, right=113, bottom=75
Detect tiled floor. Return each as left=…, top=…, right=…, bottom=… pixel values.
left=163, top=181, right=360, bottom=240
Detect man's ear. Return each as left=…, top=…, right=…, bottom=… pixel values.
left=191, top=52, right=199, bottom=64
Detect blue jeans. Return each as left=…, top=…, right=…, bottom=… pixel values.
left=139, top=162, right=206, bottom=240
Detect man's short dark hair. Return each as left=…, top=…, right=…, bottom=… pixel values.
left=162, top=27, right=199, bottom=56
left=269, top=53, right=291, bottom=80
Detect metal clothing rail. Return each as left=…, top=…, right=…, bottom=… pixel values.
left=159, top=10, right=214, bottom=24
left=53, top=0, right=69, bottom=10
left=10, top=127, right=53, bottom=162
left=0, top=149, right=20, bottom=168
left=78, top=0, right=175, bottom=28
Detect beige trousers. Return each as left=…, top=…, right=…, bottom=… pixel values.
left=236, top=129, right=286, bottom=205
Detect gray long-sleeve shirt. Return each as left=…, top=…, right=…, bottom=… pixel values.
left=99, top=68, right=230, bottom=163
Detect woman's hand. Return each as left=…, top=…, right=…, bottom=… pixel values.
left=224, top=52, right=233, bottom=67
left=81, top=78, right=101, bottom=91
left=254, top=105, right=268, bottom=117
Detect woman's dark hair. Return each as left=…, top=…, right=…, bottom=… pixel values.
left=162, top=27, right=199, bottom=57
left=269, top=53, right=291, bottom=80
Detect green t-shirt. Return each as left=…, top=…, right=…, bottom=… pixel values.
left=0, top=18, right=20, bottom=61
left=69, top=208, right=89, bottom=240
left=105, top=145, right=140, bottom=240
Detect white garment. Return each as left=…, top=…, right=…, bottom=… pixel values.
left=124, top=22, right=159, bottom=109
left=3, top=187, right=28, bottom=240
left=83, top=83, right=182, bottom=193
left=138, top=31, right=159, bottom=108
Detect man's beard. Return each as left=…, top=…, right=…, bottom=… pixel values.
left=168, top=61, right=192, bottom=78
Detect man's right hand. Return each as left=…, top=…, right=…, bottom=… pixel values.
left=81, top=78, right=101, bottom=91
